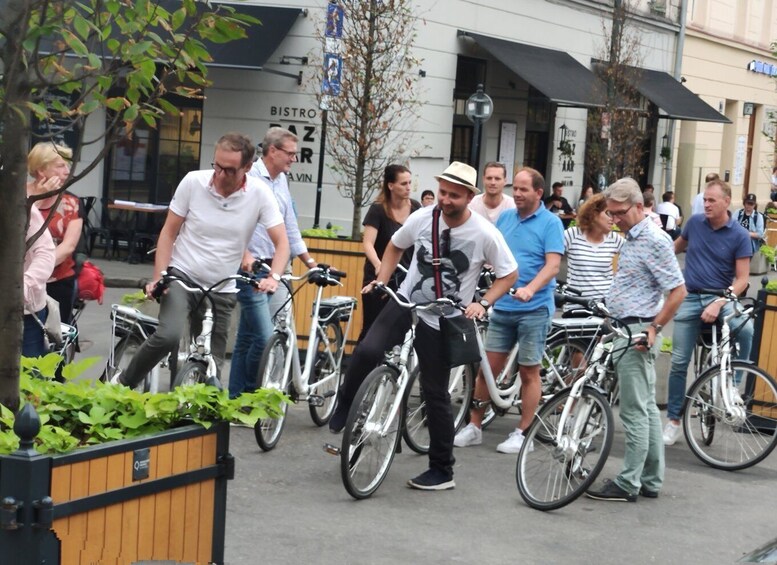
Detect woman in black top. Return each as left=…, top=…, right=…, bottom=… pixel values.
left=359, top=164, right=421, bottom=341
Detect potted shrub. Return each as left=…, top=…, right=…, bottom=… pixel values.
left=0, top=357, right=286, bottom=565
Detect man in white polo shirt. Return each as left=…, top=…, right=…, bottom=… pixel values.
left=115, top=132, right=290, bottom=389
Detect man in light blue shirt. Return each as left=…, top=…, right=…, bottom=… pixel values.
left=454, top=167, right=564, bottom=454
left=228, top=127, right=318, bottom=399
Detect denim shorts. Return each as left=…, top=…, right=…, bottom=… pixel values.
left=485, top=308, right=552, bottom=365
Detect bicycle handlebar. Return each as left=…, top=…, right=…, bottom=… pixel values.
left=152, top=271, right=259, bottom=300
left=373, top=282, right=457, bottom=312
left=252, top=261, right=346, bottom=287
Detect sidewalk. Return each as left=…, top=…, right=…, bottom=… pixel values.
left=92, top=256, right=154, bottom=289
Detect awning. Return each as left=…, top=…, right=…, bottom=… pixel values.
left=632, top=68, right=730, bottom=123
left=161, top=1, right=302, bottom=70
left=199, top=3, right=302, bottom=70
left=459, top=31, right=608, bottom=109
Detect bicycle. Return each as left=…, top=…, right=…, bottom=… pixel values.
left=253, top=263, right=357, bottom=451
left=150, top=270, right=262, bottom=390
left=334, top=284, right=458, bottom=499
left=515, top=294, right=644, bottom=510
left=681, top=289, right=777, bottom=470
left=103, top=302, right=187, bottom=393
left=402, top=284, right=602, bottom=453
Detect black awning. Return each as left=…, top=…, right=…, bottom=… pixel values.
left=633, top=69, right=730, bottom=123
left=203, top=3, right=302, bottom=70
left=460, top=31, right=607, bottom=109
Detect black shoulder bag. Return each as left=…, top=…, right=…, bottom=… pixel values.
left=431, top=207, right=480, bottom=368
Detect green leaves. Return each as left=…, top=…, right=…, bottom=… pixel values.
left=0, top=357, right=289, bottom=455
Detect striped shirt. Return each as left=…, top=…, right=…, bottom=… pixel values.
left=562, top=227, right=624, bottom=312
left=606, top=218, right=684, bottom=319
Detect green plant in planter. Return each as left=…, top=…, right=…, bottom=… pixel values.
left=1, top=356, right=288, bottom=454
left=760, top=244, right=776, bottom=265
left=764, top=280, right=777, bottom=293
left=301, top=225, right=343, bottom=239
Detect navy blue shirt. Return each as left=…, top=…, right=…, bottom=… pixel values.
left=681, top=214, right=751, bottom=292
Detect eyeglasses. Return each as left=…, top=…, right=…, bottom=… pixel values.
left=274, top=146, right=298, bottom=160
left=606, top=204, right=634, bottom=218
left=441, top=228, right=451, bottom=258
left=212, top=162, right=239, bottom=177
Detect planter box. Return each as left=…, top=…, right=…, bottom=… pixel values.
left=0, top=411, right=233, bottom=565
left=292, top=236, right=365, bottom=353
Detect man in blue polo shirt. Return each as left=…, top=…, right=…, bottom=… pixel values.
left=663, top=178, right=753, bottom=445
left=454, top=167, right=564, bottom=453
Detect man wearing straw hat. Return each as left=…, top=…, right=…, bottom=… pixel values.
left=329, top=161, right=518, bottom=491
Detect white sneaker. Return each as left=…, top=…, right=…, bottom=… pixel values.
left=453, top=423, right=482, bottom=447
left=497, top=429, right=527, bottom=454
left=663, top=421, right=682, bottom=446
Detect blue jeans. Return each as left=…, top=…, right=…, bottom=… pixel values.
left=23, top=307, right=48, bottom=358
left=666, top=294, right=754, bottom=421
left=228, top=276, right=274, bottom=399
left=484, top=308, right=552, bottom=365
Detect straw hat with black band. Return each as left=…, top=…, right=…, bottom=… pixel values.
left=434, top=161, right=480, bottom=194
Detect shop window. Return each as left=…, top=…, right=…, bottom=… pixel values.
left=451, top=56, right=487, bottom=164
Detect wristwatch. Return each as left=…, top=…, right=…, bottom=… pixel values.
left=649, top=322, right=663, bottom=333
left=270, top=272, right=281, bottom=282
left=479, top=298, right=490, bottom=309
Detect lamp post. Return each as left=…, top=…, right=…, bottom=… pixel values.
left=465, top=84, right=493, bottom=172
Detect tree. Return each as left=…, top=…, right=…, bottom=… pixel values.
left=313, top=0, right=423, bottom=240
left=584, top=0, right=651, bottom=188
left=0, top=0, right=255, bottom=412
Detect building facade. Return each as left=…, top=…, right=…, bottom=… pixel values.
left=73, top=0, right=740, bottom=234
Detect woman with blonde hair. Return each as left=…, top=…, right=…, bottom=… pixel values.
left=359, top=164, right=420, bottom=341
left=27, top=142, right=83, bottom=324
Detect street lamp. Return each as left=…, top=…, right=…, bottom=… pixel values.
left=465, top=84, right=493, bottom=172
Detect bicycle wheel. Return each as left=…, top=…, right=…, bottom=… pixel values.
left=172, top=360, right=208, bottom=388
left=402, top=363, right=475, bottom=454
left=481, top=357, right=517, bottom=430
left=106, top=333, right=151, bottom=393
left=254, top=334, right=291, bottom=451
left=516, top=386, right=614, bottom=511
left=341, top=366, right=401, bottom=499
left=169, top=332, right=191, bottom=386
left=309, top=321, right=344, bottom=426
left=683, top=362, right=777, bottom=470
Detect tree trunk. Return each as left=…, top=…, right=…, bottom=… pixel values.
left=0, top=2, right=34, bottom=413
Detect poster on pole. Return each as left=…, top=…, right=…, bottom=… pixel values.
left=322, top=54, right=342, bottom=96
left=498, top=121, right=517, bottom=183
left=325, top=3, right=344, bottom=38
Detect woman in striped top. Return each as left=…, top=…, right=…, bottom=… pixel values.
left=562, top=193, right=624, bottom=317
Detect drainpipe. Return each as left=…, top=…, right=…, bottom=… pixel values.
left=664, top=0, right=688, bottom=193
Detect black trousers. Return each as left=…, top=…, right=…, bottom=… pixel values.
left=340, top=299, right=455, bottom=476
left=47, top=276, right=76, bottom=324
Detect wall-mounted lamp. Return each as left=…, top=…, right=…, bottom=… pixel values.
left=189, top=112, right=201, bottom=136
left=418, top=69, right=426, bottom=77
left=280, top=55, right=309, bottom=65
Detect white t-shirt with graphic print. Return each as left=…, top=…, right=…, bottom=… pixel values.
left=392, top=206, right=517, bottom=329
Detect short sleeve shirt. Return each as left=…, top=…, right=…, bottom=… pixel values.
left=468, top=193, right=514, bottom=224
left=362, top=200, right=421, bottom=282
left=563, top=227, right=623, bottom=311
left=393, top=206, right=517, bottom=329
left=606, top=218, right=684, bottom=318
left=38, top=192, right=81, bottom=281
left=681, top=214, right=752, bottom=291
left=493, top=205, right=565, bottom=316
left=169, top=170, right=283, bottom=291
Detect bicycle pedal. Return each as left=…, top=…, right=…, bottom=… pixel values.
left=308, top=395, right=325, bottom=407
left=323, top=390, right=336, bottom=398
left=323, top=443, right=341, bottom=456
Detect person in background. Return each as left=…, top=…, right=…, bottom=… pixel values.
left=656, top=191, right=682, bottom=240
left=359, top=165, right=421, bottom=341
left=770, top=166, right=777, bottom=204
left=228, top=127, right=317, bottom=400
left=421, top=190, right=436, bottom=207
left=26, top=142, right=83, bottom=324
left=577, top=185, right=594, bottom=211
left=642, top=192, right=663, bottom=227
left=562, top=194, right=624, bottom=317
left=469, top=162, right=514, bottom=224
left=692, top=172, right=719, bottom=215
left=642, top=184, right=655, bottom=196
left=23, top=206, right=56, bottom=357
left=545, top=181, right=575, bottom=228
left=735, top=193, right=765, bottom=255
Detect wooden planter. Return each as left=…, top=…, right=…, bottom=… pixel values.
left=0, top=406, right=233, bottom=565
left=293, top=236, right=365, bottom=352
left=748, top=290, right=777, bottom=425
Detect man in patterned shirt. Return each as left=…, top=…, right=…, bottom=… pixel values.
left=586, top=178, right=686, bottom=503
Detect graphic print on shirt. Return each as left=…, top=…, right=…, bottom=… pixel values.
left=409, top=237, right=473, bottom=305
